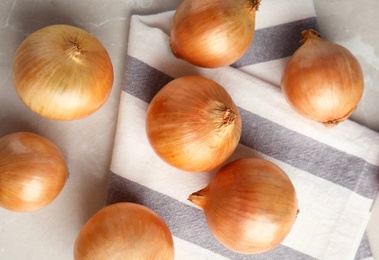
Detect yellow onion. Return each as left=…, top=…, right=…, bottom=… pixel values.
left=12, top=24, right=114, bottom=120
left=146, top=76, right=242, bottom=172
left=74, top=202, right=174, bottom=260
left=281, top=29, right=364, bottom=126
left=170, top=0, right=261, bottom=68
left=0, top=132, right=68, bottom=212
left=189, top=158, right=298, bottom=254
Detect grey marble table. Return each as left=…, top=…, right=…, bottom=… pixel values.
left=0, top=0, right=378, bottom=259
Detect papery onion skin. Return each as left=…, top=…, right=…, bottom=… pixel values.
left=170, top=0, right=261, bottom=68
left=74, top=202, right=175, bottom=260
left=0, top=132, right=68, bottom=212
left=12, top=24, right=114, bottom=120
left=146, top=76, right=242, bottom=173
left=281, top=29, right=364, bottom=126
left=189, top=158, right=298, bottom=254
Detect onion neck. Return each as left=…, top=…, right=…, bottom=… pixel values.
left=248, top=0, right=261, bottom=12
left=300, top=29, right=321, bottom=44
left=215, top=106, right=237, bottom=131
left=212, top=102, right=237, bottom=129
left=188, top=190, right=207, bottom=209
left=65, top=40, right=83, bottom=62
left=222, top=108, right=236, bottom=126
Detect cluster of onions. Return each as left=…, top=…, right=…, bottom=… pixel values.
left=74, top=202, right=174, bottom=260
left=189, top=158, right=298, bottom=254
left=281, top=29, right=364, bottom=126
left=170, top=0, right=261, bottom=68
left=12, top=24, right=114, bottom=121
left=146, top=75, right=242, bottom=172
left=0, top=132, right=68, bottom=212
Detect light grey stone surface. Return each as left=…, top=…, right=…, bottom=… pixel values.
left=0, top=1, right=378, bottom=259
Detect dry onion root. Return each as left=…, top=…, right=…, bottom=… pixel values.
left=189, top=158, right=298, bottom=254
left=0, top=132, right=68, bottom=212
left=146, top=76, right=242, bottom=172
left=74, top=202, right=175, bottom=260
left=12, top=24, right=114, bottom=121
left=170, top=0, right=261, bottom=68
left=281, top=29, right=364, bottom=126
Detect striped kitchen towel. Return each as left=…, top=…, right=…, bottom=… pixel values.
left=106, top=1, right=379, bottom=259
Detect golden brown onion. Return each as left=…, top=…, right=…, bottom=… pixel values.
left=189, top=158, right=298, bottom=254
left=146, top=76, right=242, bottom=172
left=74, top=202, right=175, bottom=260
left=281, top=29, right=364, bottom=126
left=12, top=24, right=114, bottom=120
left=0, top=132, right=68, bottom=212
left=170, top=0, right=261, bottom=68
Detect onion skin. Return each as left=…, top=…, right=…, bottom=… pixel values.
left=146, top=76, right=242, bottom=172
left=74, top=202, right=175, bottom=260
left=189, top=158, right=298, bottom=254
left=12, top=24, right=114, bottom=120
left=170, top=0, right=260, bottom=68
left=0, top=132, right=68, bottom=212
left=281, top=29, right=364, bottom=126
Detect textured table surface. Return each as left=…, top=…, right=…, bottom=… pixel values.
left=0, top=0, right=378, bottom=259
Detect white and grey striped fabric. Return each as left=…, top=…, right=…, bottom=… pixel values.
left=106, top=1, right=379, bottom=259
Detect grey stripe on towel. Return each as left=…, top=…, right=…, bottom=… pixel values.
left=106, top=172, right=317, bottom=260
left=232, top=17, right=319, bottom=67
left=122, top=55, right=379, bottom=200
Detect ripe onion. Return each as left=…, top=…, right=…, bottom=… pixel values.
left=12, top=24, right=114, bottom=120
left=189, top=158, right=298, bottom=254
left=0, top=132, right=68, bottom=212
left=170, top=0, right=261, bottom=68
left=281, top=29, right=364, bottom=126
left=146, top=76, right=242, bottom=172
left=74, top=202, right=175, bottom=260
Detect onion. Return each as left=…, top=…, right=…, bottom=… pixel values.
left=12, top=24, right=114, bottom=121
left=0, top=132, right=68, bottom=212
left=281, top=29, right=364, bottom=126
left=189, top=158, right=298, bottom=254
left=170, top=0, right=261, bottom=68
left=146, top=76, right=242, bottom=172
left=74, top=202, right=175, bottom=260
